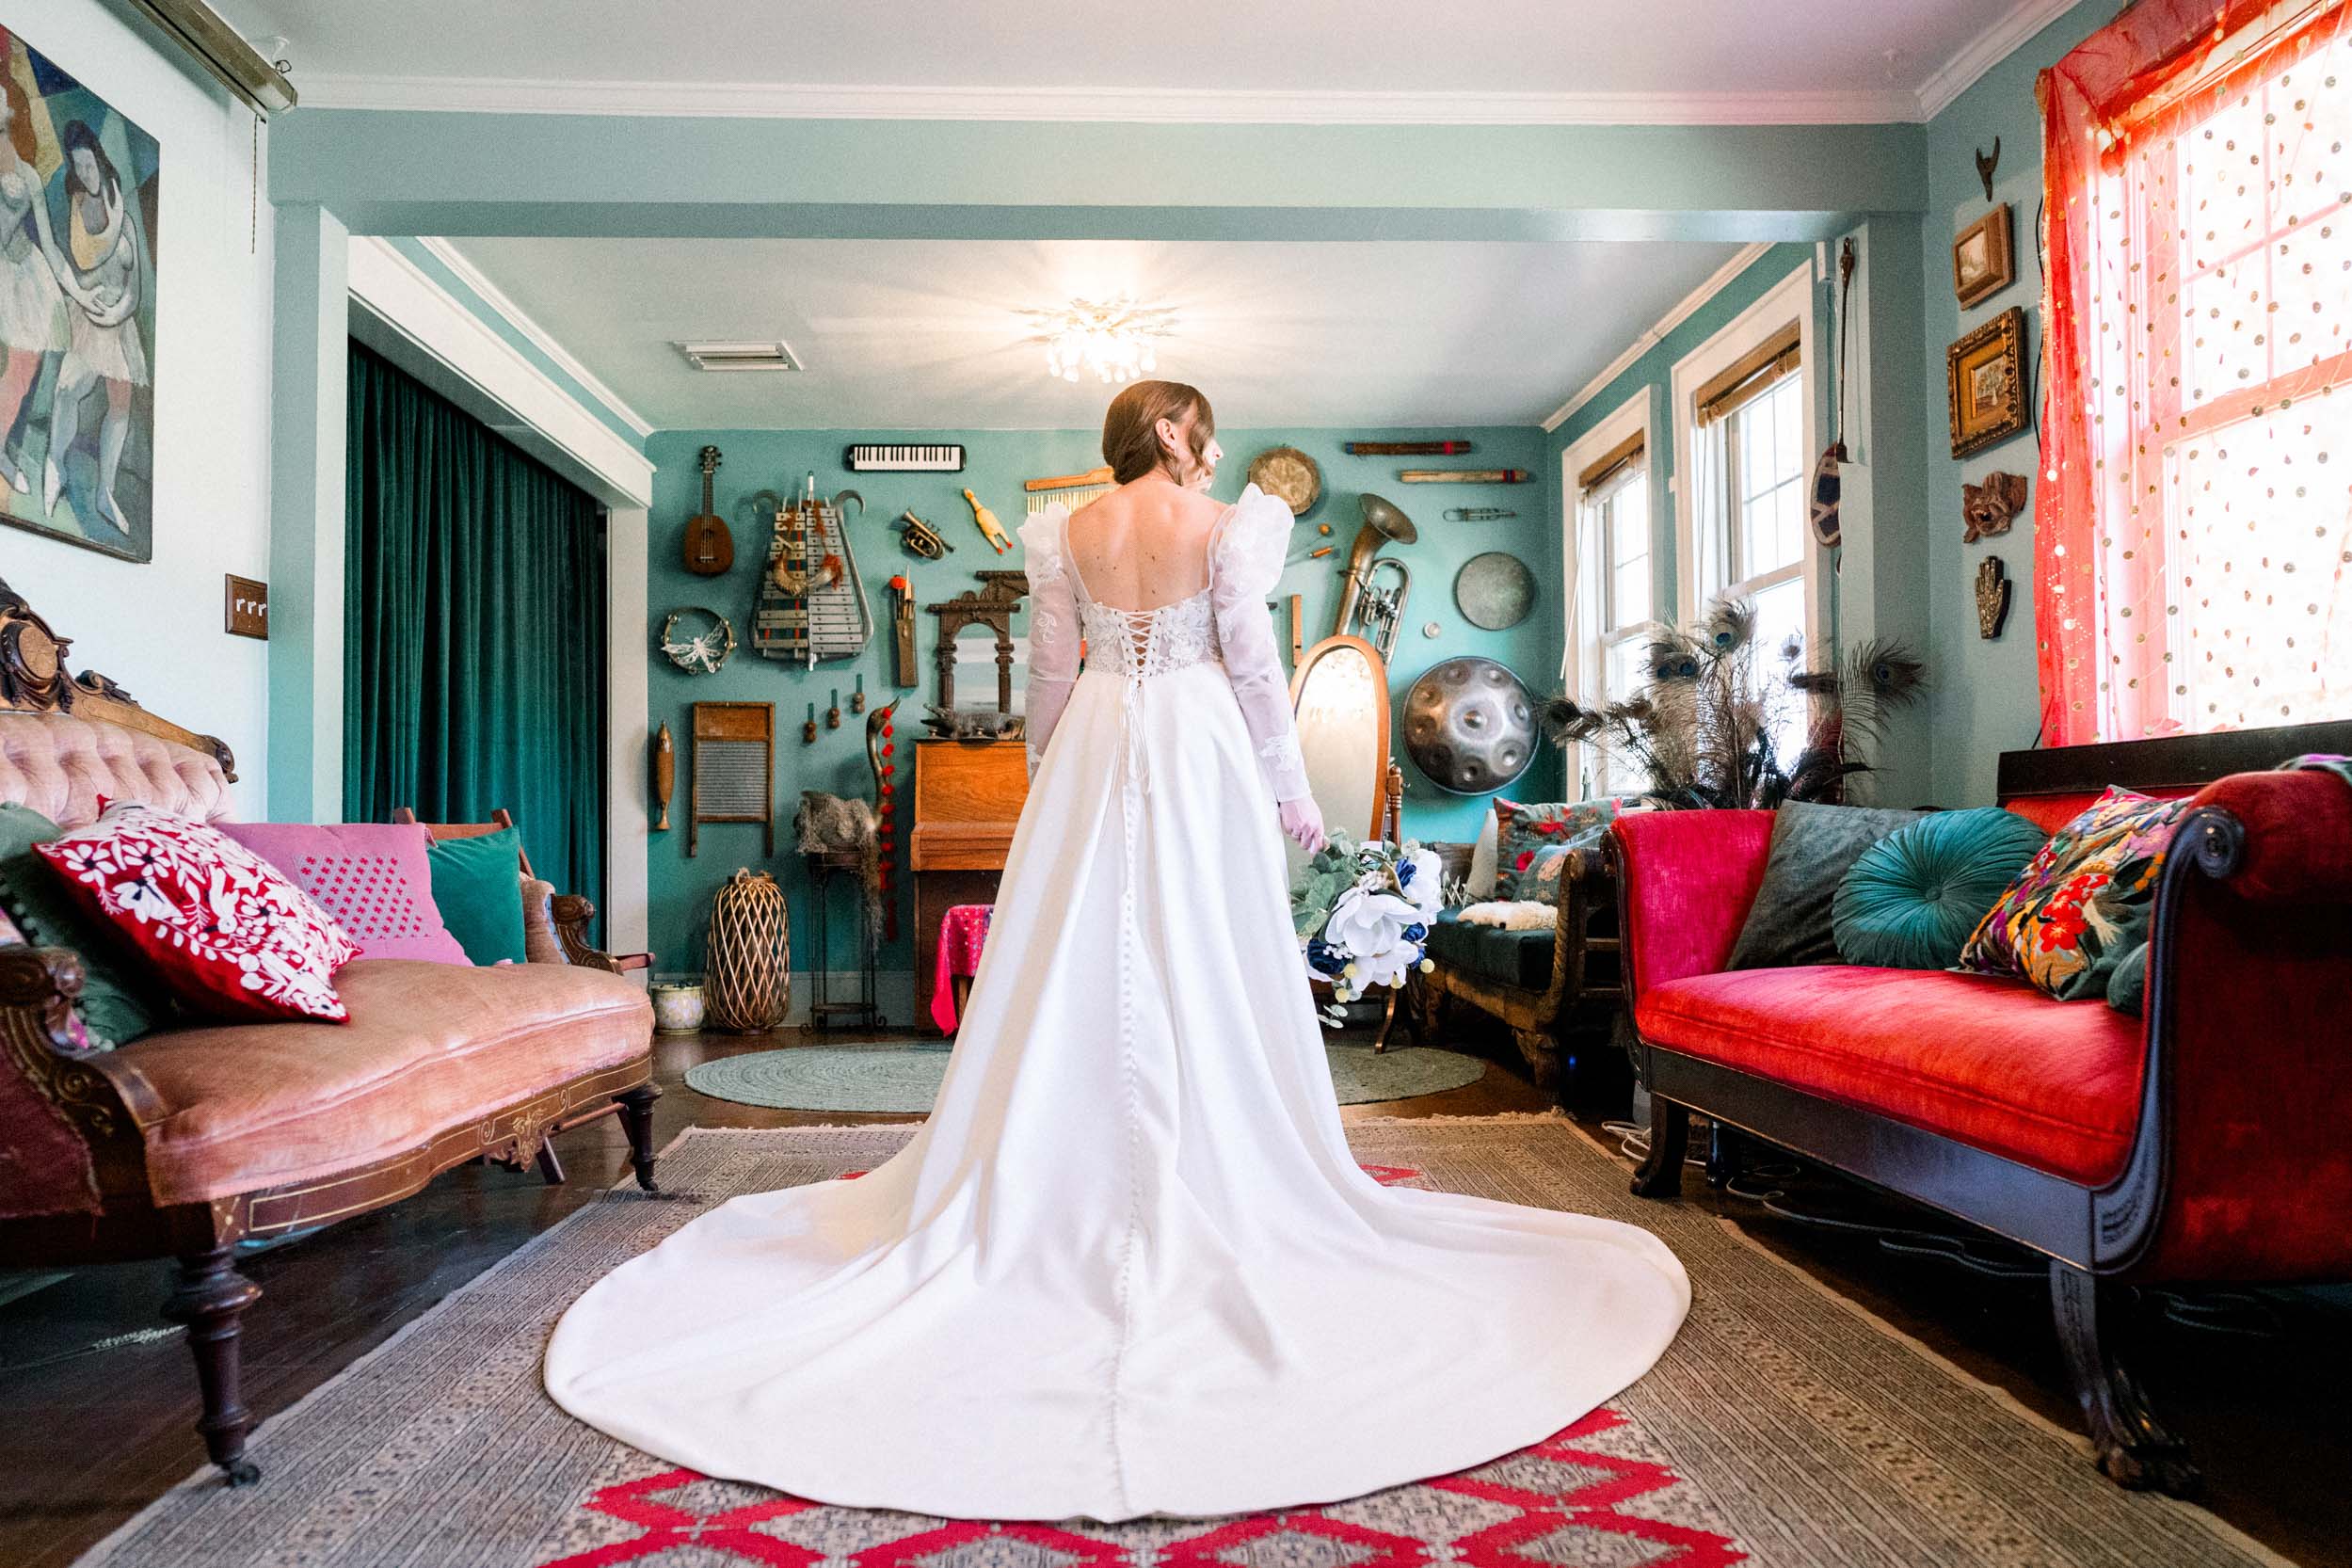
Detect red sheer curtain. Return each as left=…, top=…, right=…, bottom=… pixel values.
left=2038, top=0, right=2352, bottom=745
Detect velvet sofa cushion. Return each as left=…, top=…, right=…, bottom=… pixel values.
left=0, top=801, right=166, bottom=1047
left=1426, top=912, right=1554, bottom=990
left=1957, top=785, right=2190, bottom=1001
left=1832, top=808, right=2051, bottom=970
left=1725, top=802, right=1925, bottom=969
left=220, top=821, right=472, bottom=966
left=425, top=826, right=529, bottom=966
left=1636, top=966, right=2145, bottom=1186
left=112, top=958, right=653, bottom=1206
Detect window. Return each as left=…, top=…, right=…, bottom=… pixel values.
left=1685, top=310, right=1814, bottom=766
left=1565, top=408, right=1654, bottom=796
left=2039, top=0, right=2352, bottom=744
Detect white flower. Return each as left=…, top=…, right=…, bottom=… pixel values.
left=1394, top=845, right=1443, bottom=921
left=1327, top=886, right=1416, bottom=957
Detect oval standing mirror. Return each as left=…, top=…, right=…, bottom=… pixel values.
left=1285, top=634, right=1391, bottom=882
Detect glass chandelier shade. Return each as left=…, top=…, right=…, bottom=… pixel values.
left=1021, top=295, right=1176, bottom=384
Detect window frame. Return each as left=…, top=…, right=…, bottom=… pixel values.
left=1560, top=388, right=1656, bottom=799
left=1667, top=262, right=1824, bottom=654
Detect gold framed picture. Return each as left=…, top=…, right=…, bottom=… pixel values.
left=1952, top=204, right=2014, bottom=309
left=1946, top=307, right=2027, bottom=459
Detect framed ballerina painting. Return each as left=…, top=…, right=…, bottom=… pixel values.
left=0, top=24, right=159, bottom=564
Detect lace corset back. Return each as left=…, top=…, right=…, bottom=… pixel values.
left=1077, top=591, right=1219, bottom=679
left=1056, top=503, right=1223, bottom=678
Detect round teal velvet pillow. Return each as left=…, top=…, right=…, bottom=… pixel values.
left=1832, top=808, right=2051, bottom=971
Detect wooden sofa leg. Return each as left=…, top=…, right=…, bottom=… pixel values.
left=1631, top=1096, right=1689, bottom=1198
left=163, top=1246, right=263, bottom=1487
left=2050, top=1262, right=2199, bottom=1496
left=536, top=1142, right=567, bottom=1185
left=617, top=1083, right=661, bottom=1192
left=1511, top=1027, right=1561, bottom=1093
left=1704, top=1122, right=1743, bottom=1189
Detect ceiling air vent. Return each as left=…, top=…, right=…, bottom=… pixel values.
left=677, top=340, right=805, bottom=373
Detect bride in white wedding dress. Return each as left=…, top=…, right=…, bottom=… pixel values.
left=543, top=380, right=1689, bottom=1523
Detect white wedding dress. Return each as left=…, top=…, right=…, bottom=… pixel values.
left=543, top=482, right=1689, bottom=1522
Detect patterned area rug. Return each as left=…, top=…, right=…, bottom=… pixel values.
left=684, top=1040, right=1487, bottom=1111
left=73, top=1118, right=2292, bottom=1568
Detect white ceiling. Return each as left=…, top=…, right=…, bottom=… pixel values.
left=222, top=0, right=2072, bottom=122
left=433, top=235, right=1752, bottom=431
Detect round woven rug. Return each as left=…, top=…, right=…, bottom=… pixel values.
left=685, top=1039, right=1487, bottom=1112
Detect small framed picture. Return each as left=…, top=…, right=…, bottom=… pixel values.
left=1947, top=307, right=2028, bottom=459
left=1952, top=204, right=2014, bottom=309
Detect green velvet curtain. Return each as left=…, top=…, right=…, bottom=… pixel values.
left=343, top=340, right=607, bottom=923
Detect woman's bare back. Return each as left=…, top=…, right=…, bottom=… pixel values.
left=1063, top=479, right=1232, bottom=611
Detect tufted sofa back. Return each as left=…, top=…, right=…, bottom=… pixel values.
left=0, top=711, right=233, bottom=828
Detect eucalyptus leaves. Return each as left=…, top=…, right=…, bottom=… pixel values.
left=1291, top=835, right=1443, bottom=1027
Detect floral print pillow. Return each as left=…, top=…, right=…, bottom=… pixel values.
left=35, top=799, right=360, bottom=1024
left=1493, top=798, right=1623, bottom=903
left=1954, top=786, right=2189, bottom=1001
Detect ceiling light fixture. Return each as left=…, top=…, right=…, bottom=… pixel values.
left=1018, top=295, right=1176, bottom=385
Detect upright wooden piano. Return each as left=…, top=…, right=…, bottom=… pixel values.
left=909, top=737, right=1029, bottom=1028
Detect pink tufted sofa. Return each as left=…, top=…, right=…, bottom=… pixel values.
left=0, top=579, right=656, bottom=1490
left=0, top=708, right=237, bottom=826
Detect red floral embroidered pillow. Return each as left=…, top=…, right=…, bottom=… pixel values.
left=34, top=801, right=360, bottom=1023
left=1953, top=785, right=2189, bottom=1001
left=1493, top=798, right=1625, bottom=901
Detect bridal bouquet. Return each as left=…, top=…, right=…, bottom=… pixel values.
left=1290, top=835, right=1442, bottom=1027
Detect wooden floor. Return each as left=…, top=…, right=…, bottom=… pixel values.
left=2, top=1022, right=2344, bottom=1568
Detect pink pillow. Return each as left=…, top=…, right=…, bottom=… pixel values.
left=35, top=800, right=360, bottom=1023
left=218, top=822, right=471, bottom=966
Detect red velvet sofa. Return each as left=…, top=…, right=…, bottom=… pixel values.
left=1610, top=719, right=2352, bottom=1497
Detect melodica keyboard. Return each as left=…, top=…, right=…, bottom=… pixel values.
left=845, top=443, right=966, bottom=472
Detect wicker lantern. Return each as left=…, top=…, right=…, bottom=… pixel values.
left=704, top=868, right=790, bottom=1032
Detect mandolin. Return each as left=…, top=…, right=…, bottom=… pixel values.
left=681, top=445, right=733, bottom=575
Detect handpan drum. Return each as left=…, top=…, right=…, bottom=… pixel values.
left=1401, top=656, right=1536, bottom=795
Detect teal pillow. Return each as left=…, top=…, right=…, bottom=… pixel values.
left=0, top=802, right=166, bottom=1046
left=424, top=826, right=528, bottom=966
left=1832, top=808, right=2050, bottom=971
left=2106, top=942, right=2150, bottom=1016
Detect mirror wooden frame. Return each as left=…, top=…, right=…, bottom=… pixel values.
left=1286, top=633, right=1394, bottom=841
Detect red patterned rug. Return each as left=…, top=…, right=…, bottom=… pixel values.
left=72, top=1119, right=2291, bottom=1568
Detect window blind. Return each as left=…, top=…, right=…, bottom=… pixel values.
left=1692, top=324, right=1801, bottom=427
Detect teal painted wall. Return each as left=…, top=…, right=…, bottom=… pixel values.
left=1547, top=243, right=1821, bottom=631
left=1921, top=1, right=2109, bottom=805
left=643, top=426, right=1560, bottom=973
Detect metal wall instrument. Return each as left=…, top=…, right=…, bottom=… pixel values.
left=751, top=473, right=873, bottom=664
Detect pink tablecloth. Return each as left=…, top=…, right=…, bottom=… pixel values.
left=929, top=903, right=994, bottom=1032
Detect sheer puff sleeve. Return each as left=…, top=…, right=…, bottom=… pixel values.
left=1019, top=504, right=1080, bottom=779
left=1209, top=485, right=1313, bottom=804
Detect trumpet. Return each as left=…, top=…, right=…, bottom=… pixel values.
left=1335, top=492, right=1416, bottom=659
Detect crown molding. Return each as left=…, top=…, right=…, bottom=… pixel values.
left=294, top=72, right=1925, bottom=124
left=1542, top=242, right=1772, bottom=433
left=1914, top=0, right=2083, bottom=120
left=348, top=236, right=655, bottom=506
left=414, top=237, right=655, bottom=439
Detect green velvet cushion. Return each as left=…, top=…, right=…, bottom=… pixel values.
left=1425, top=913, right=1556, bottom=990
left=425, top=826, right=528, bottom=966
left=1832, top=808, right=2050, bottom=971
left=0, top=802, right=165, bottom=1046
left=1727, top=801, right=1926, bottom=969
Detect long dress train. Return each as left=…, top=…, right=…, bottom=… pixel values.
left=542, top=482, right=1690, bottom=1522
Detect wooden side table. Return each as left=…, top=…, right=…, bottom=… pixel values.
left=802, top=847, right=884, bottom=1031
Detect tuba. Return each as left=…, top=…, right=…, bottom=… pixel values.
left=1334, top=492, right=1416, bottom=658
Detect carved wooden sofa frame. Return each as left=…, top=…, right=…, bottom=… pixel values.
left=0, top=576, right=659, bottom=1487
left=1411, top=839, right=1624, bottom=1095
